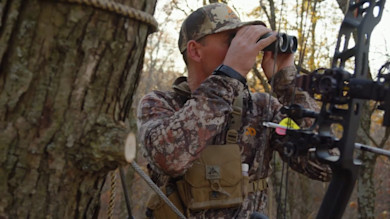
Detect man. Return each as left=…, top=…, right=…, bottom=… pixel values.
left=137, top=3, right=331, bottom=218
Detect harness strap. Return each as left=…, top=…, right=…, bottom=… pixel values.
left=226, top=93, right=244, bottom=144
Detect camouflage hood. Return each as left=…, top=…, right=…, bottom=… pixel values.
left=178, top=3, right=265, bottom=53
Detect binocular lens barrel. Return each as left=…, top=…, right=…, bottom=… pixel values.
left=258, top=32, right=297, bottom=53
left=288, top=35, right=298, bottom=53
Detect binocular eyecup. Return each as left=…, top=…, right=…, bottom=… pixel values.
left=257, top=32, right=297, bottom=53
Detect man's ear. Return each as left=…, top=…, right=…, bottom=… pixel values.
left=186, top=40, right=202, bottom=62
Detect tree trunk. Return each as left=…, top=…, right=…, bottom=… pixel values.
left=0, top=0, right=157, bottom=218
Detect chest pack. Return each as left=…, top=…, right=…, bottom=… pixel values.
left=175, top=92, right=247, bottom=211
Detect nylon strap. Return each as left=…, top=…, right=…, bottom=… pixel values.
left=226, top=93, right=244, bottom=144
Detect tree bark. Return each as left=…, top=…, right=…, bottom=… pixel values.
left=0, top=0, right=156, bottom=218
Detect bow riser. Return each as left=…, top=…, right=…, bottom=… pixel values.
left=319, top=1, right=385, bottom=218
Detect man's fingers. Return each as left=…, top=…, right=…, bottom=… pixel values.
left=235, top=25, right=273, bottom=45
left=256, top=32, right=277, bottom=50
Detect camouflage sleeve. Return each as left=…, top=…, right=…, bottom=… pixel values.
left=271, top=66, right=332, bottom=181
left=272, top=66, right=319, bottom=110
left=273, top=66, right=320, bottom=127
left=137, top=75, right=244, bottom=177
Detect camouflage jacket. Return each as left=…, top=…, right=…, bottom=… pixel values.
left=137, top=66, right=332, bottom=218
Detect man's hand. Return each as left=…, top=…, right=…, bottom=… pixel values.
left=223, top=25, right=277, bottom=77
left=262, top=51, right=295, bottom=80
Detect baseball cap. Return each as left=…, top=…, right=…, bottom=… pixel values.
left=178, top=3, right=266, bottom=53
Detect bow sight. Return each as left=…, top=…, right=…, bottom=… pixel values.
left=296, top=62, right=390, bottom=125
left=282, top=61, right=390, bottom=157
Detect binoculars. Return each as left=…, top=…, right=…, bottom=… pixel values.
left=257, top=32, right=298, bottom=53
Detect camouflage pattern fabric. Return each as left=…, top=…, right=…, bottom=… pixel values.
left=137, top=66, right=332, bottom=218
left=178, top=3, right=265, bottom=53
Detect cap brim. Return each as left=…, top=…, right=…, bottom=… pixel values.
left=180, top=20, right=266, bottom=53
left=213, top=20, right=266, bottom=34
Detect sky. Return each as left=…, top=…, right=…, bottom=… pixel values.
left=152, top=0, right=390, bottom=75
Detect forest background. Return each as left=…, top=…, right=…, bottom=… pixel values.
left=121, top=0, right=390, bottom=219
left=0, top=0, right=388, bottom=218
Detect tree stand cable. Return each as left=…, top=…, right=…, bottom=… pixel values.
left=130, top=161, right=187, bottom=219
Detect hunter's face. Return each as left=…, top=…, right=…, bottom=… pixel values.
left=197, top=29, right=237, bottom=77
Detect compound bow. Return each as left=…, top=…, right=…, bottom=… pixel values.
left=278, top=0, right=388, bottom=218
